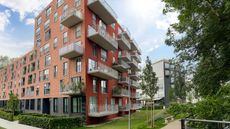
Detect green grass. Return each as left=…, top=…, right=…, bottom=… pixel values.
left=75, top=110, right=165, bottom=129
left=0, top=127, right=6, bottom=129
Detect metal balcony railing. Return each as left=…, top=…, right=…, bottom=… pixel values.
left=89, top=104, right=118, bottom=117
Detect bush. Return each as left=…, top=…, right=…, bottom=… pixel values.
left=18, top=114, right=85, bottom=129
left=0, top=110, right=13, bottom=121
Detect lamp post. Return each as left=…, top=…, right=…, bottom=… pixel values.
left=128, top=78, right=131, bottom=129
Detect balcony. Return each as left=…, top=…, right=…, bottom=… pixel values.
left=129, top=71, right=140, bottom=80
left=89, top=104, right=118, bottom=117
left=117, top=33, right=131, bottom=50
left=131, top=51, right=141, bottom=63
left=121, top=26, right=131, bottom=39
left=131, top=80, right=139, bottom=89
left=131, top=93, right=141, bottom=99
left=112, top=87, right=129, bottom=97
left=88, top=62, right=118, bottom=80
left=118, top=76, right=129, bottom=85
left=112, top=59, right=130, bottom=72
left=128, top=58, right=138, bottom=69
left=131, top=104, right=142, bottom=110
left=118, top=51, right=131, bottom=62
left=59, top=42, right=83, bottom=59
left=131, top=39, right=141, bottom=54
left=88, top=25, right=118, bottom=50
left=61, top=83, right=81, bottom=95
left=88, top=0, right=117, bottom=25
left=60, top=8, right=82, bottom=28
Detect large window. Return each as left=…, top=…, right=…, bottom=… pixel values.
left=63, top=32, right=68, bottom=44
left=63, top=5, right=68, bottom=16
left=75, top=24, right=81, bottom=38
left=46, top=7, right=52, bottom=17
left=59, top=80, right=64, bottom=92
left=30, top=99, right=35, bottom=110
left=44, top=83, right=50, bottom=95
left=76, top=57, right=81, bottom=72
left=54, top=65, right=58, bottom=78
left=44, top=19, right=50, bottom=30
left=30, top=86, right=34, bottom=96
left=93, top=78, right=97, bottom=93
left=88, top=59, right=97, bottom=72
left=72, top=97, right=82, bottom=113
left=89, top=96, right=97, bottom=113
left=92, top=14, right=96, bottom=28
left=75, top=0, right=81, bottom=7
left=53, top=98, right=58, bottom=113
left=37, top=17, right=42, bottom=26
left=101, top=49, right=107, bottom=62
left=101, top=80, right=107, bottom=93
left=54, top=12, right=58, bottom=22
left=37, top=99, right=41, bottom=110
left=43, top=69, right=49, bottom=81
left=36, top=87, right=39, bottom=96
left=63, top=97, right=68, bottom=113
left=63, top=62, right=68, bottom=76
left=53, top=37, right=58, bottom=48
left=57, top=0, right=64, bottom=7
left=45, top=29, right=51, bottom=41
left=92, top=44, right=97, bottom=56
left=45, top=55, right=51, bottom=66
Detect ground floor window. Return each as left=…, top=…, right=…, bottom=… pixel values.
left=37, top=99, right=41, bottom=111
left=25, top=100, right=29, bottom=109
left=53, top=98, right=58, bottom=113
left=30, top=99, right=35, bottom=110
left=89, top=96, right=97, bottom=113
left=63, top=97, right=68, bottom=113
left=72, top=97, right=82, bottom=113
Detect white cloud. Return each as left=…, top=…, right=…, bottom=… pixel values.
left=25, top=18, right=34, bottom=26
left=0, top=33, right=33, bottom=58
left=0, top=0, right=51, bottom=21
left=0, top=10, right=11, bottom=32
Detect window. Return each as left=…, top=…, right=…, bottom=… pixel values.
left=89, top=96, right=97, bottom=113
left=63, top=5, right=68, bottom=16
left=44, top=19, right=50, bottom=30
left=63, top=32, right=68, bottom=43
left=25, top=100, right=29, bottom=109
left=63, top=62, right=68, bottom=76
left=53, top=37, right=58, bottom=48
left=93, top=78, right=97, bottom=93
left=37, top=60, right=40, bottom=70
left=37, top=99, right=41, bottom=110
left=63, top=97, right=68, bottom=113
left=59, top=80, right=64, bottom=92
left=54, top=12, right=58, bottom=22
left=76, top=57, right=81, bottom=72
left=75, top=24, right=81, bottom=38
left=101, top=80, right=107, bottom=93
left=111, top=23, right=115, bottom=30
left=39, top=47, right=43, bottom=56
left=92, top=14, right=96, bottom=28
left=53, top=98, right=58, bottom=113
left=30, top=86, right=34, bottom=96
left=44, top=43, right=50, bottom=54
left=43, top=69, right=49, bottom=81
left=45, top=55, right=51, bottom=66
left=44, top=83, right=50, bottom=95
left=71, top=76, right=81, bottom=83
left=75, top=0, right=81, bottom=7
left=35, top=27, right=40, bottom=36
left=45, top=29, right=51, bottom=41
left=39, top=71, right=42, bottom=82
left=118, top=27, right=122, bottom=34
left=101, top=49, right=107, bottom=62
left=46, top=7, right=52, bottom=17
left=54, top=65, right=58, bottom=78
left=92, top=44, right=97, bottom=56
left=60, top=24, right=64, bottom=31
left=88, top=59, right=97, bottom=72
left=57, top=0, right=64, bottom=7
left=30, top=99, right=35, bottom=110
left=36, top=87, right=39, bottom=96
left=72, top=97, right=82, bottom=113
left=37, top=17, right=42, bottom=26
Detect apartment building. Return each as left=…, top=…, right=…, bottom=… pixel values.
left=152, top=59, right=174, bottom=106
left=0, top=0, right=141, bottom=125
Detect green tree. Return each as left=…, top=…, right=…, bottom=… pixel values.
left=140, top=56, right=158, bottom=128
left=7, top=93, right=19, bottom=115
left=163, top=0, right=230, bottom=97
left=0, top=56, right=11, bottom=69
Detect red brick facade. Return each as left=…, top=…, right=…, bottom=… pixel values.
left=0, top=0, right=141, bottom=125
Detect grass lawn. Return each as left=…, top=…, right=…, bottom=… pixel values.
left=76, top=110, right=166, bottom=129
left=0, top=127, right=5, bottom=129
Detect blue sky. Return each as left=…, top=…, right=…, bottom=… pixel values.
left=0, top=0, right=177, bottom=64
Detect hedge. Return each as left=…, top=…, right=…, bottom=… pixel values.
left=0, top=110, right=13, bottom=121
left=18, top=114, right=85, bottom=129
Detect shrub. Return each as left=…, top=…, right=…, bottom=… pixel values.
left=0, top=110, right=13, bottom=121
left=18, top=114, right=85, bottom=129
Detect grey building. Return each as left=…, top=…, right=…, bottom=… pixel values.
left=152, top=59, right=174, bottom=106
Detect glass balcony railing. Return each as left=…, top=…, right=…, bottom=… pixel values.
left=59, top=42, right=83, bottom=59
left=60, top=8, right=82, bottom=28
left=117, top=33, right=131, bottom=50
left=89, top=104, right=118, bottom=117
left=112, top=59, right=130, bottom=72
left=118, top=51, right=131, bottom=62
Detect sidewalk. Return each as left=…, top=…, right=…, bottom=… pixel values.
left=0, top=118, right=40, bottom=129
left=161, top=120, right=181, bottom=129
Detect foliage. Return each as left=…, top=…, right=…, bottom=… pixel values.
left=6, top=93, right=19, bottom=115
left=18, top=114, right=85, bottom=129
left=0, top=110, right=13, bottom=121
left=140, top=56, right=158, bottom=100
left=0, top=56, right=11, bottom=69
left=163, top=0, right=230, bottom=97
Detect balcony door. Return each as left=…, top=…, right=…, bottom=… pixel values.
left=111, top=98, right=115, bottom=111
left=104, top=97, right=108, bottom=112
left=89, top=96, right=97, bottom=113
left=99, top=20, right=106, bottom=36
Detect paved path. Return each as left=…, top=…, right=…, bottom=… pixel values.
left=0, top=118, right=40, bottom=129
left=161, top=120, right=181, bottom=129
